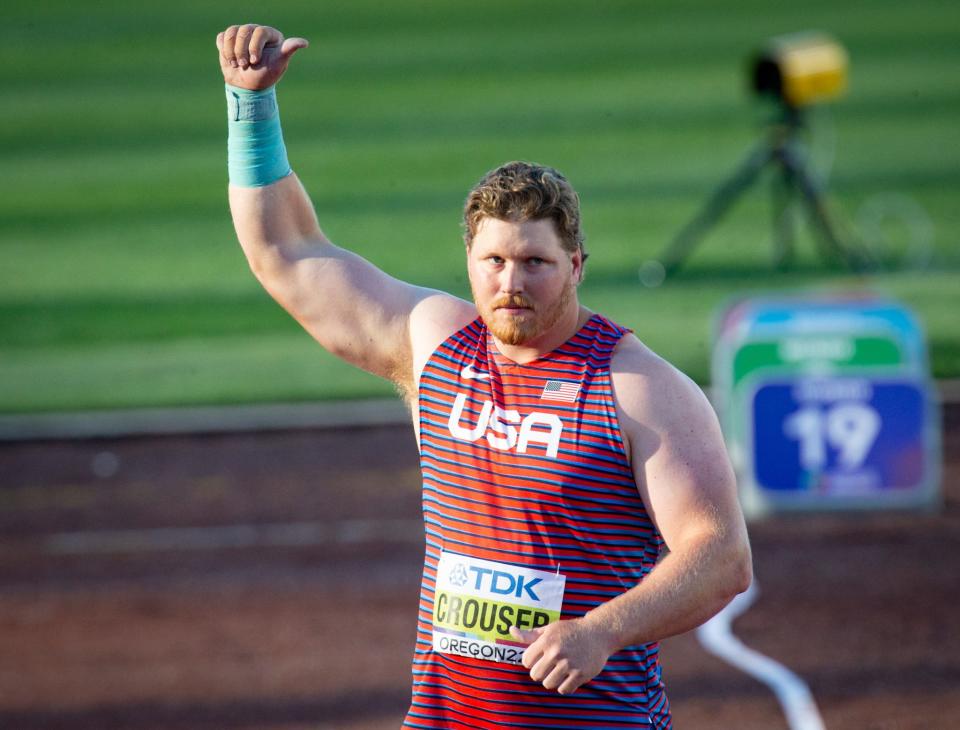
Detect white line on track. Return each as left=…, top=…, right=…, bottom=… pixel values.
left=696, top=581, right=826, bottom=730
left=44, top=518, right=423, bottom=554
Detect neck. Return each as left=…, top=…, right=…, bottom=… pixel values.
left=492, top=305, right=592, bottom=365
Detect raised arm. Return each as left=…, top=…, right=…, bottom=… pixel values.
left=217, top=25, right=472, bottom=391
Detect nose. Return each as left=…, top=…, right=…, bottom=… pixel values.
left=498, top=262, right=524, bottom=294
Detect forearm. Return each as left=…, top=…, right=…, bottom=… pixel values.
left=225, top=80, right=326, bottom=254
left=229, top=174, right=327, bottom=273
left=585, top=530, right=752, bottom=651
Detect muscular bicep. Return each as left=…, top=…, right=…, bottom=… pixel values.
left=637, top=392, right=740, bottom=551
left=277, top=243, right=429, bottom=379
left=613, top=344, right=745, bottom=552
left=230, top=177, right=471, bottom=387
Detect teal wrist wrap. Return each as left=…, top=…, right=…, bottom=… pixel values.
left=225, top=84, right=292, bottom=187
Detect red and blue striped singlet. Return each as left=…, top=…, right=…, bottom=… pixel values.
left=405, top=314, right=671, bottom=729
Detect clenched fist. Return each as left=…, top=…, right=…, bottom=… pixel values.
left=510, top=617, right=616, bottom=695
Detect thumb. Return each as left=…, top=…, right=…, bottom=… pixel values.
left=280, top=37, right=309, bottom=58
left=509, top=625, right=545, bottom=644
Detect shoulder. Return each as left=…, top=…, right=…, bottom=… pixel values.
left=409, top=290, right=477, bottom=379
left=609, top=333, right=708, bottom=415
left=609, top=333, right=718, bottom=462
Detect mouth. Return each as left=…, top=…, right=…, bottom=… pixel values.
left=495, top=305, right=532, bottom=315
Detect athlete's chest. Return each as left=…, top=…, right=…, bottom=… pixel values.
left=442, top=368, right=586, bottom=460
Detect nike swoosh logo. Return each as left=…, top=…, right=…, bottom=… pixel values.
left=461, top=366, right=492, bottom=381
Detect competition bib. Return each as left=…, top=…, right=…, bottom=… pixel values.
left=433, top=551, right=566, bottom=665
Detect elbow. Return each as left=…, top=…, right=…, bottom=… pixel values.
left=724, top=538, right=754, bottom=599
left=243, top=245, right=300, bottom=307
left=238, top=231, right=301, bottom=283
left=706, top=552, right=752, bottom=622
left=733, top=550, right=754, bottom=596
left=246, top=256, right=289, bottom=309
left=242, top=244, right=278, bottom=288
left=246, top=256, right=270, bottom=288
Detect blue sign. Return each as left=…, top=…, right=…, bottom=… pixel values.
left=752, top=378, right=928, bottom=498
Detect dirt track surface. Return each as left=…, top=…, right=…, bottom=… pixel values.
left=1, top=415, right=958, bottom=730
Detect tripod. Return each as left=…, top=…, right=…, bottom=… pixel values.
left=648, top=106, right=873, bottom=279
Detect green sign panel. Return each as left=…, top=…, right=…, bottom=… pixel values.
left=732, top=335, right=903, bottom=387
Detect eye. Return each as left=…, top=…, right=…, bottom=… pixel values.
left=487, top=255, right=504, bottom=265
left=528, top=257, right=545, bottom=266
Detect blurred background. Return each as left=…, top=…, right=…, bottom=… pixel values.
left=1, top=0, right=958, bottom=728
left=1, top=0, right=957, bottom=411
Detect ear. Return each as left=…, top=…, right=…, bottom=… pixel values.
left=570, top=248, right=585, bottom=284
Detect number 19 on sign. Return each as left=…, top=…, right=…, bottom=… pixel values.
left=752, top=379, right=927, bottom=495
left=783, top=402, right=880, bottom=471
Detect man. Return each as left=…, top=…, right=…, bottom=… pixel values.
left=217, top=24, right=752, bottom=729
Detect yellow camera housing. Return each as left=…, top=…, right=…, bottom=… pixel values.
left=752, top=32, right=848, bottom=108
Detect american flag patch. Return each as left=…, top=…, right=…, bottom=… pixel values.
left=540, top=380, right=581, bottom=403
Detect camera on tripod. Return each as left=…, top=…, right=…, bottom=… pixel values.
left=640, top=32, right=872, bottom=286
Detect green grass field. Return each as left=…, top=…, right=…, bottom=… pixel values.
left=2, top=0, right=958, bottom=413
